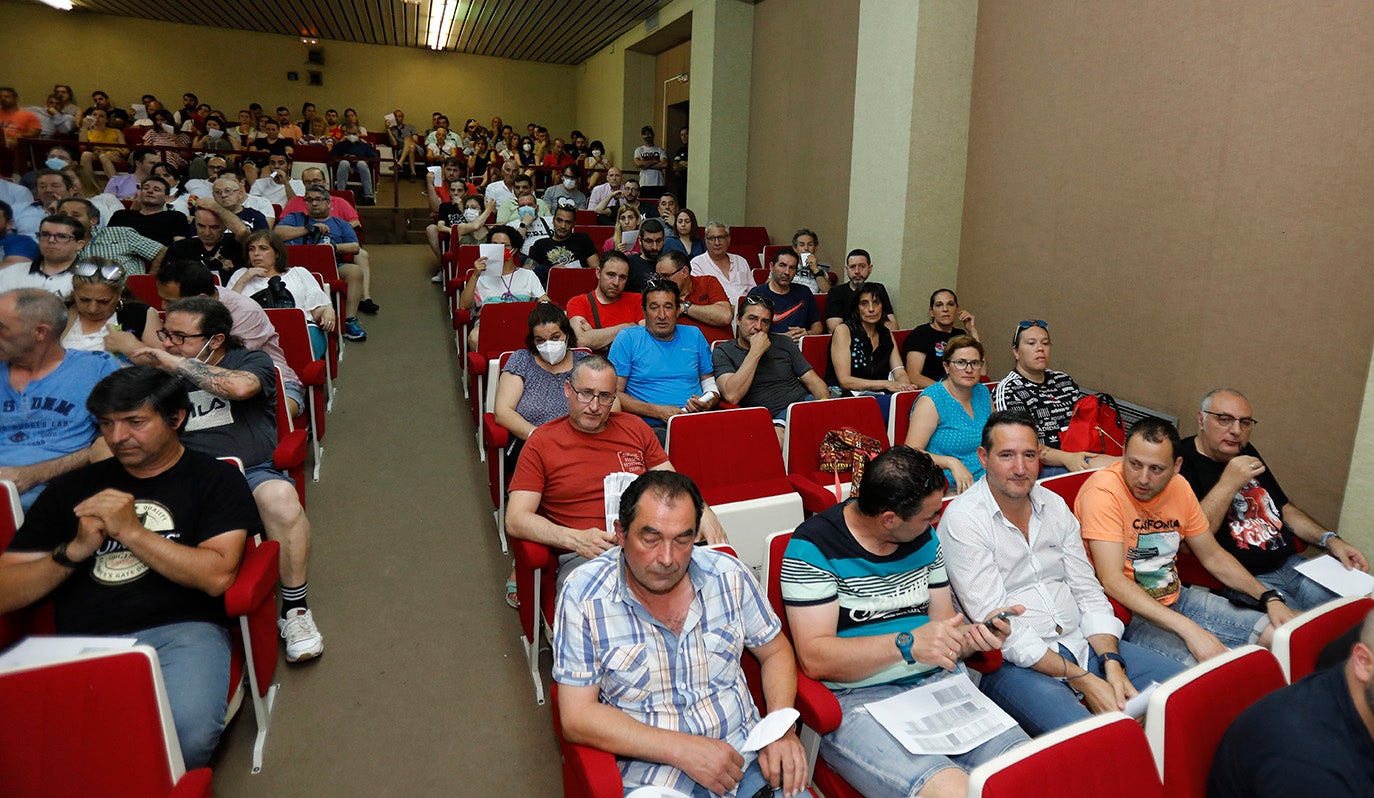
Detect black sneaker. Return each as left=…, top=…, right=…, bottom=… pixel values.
left=358, top=298, right=379, bottom=315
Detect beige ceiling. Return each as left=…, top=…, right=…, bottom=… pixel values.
left=67, top=0, right=673, bottom=65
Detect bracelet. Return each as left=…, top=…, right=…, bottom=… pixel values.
left=1260, top=589, right=1285, bottom=606
left=1059, top=671, right=1091, bottom=683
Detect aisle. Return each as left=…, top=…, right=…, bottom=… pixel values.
left=211, top=245, right=563, bottom=795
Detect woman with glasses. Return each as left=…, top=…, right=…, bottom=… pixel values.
left=227, top=231, right=335, bottom=358
left=904, top=336, right=991, bottom=494
left=62, top=258, right=161, bottom=353
left=902, top=288, right=981, bottom=387
left=675, top=208, right=706, bottom=258
left=603, top=204, right=642, bottom=254
left=993, top=319, right=1115, bottom=476
left=828, top=283, right=918, bottom=416
left=492, top=304, right=596, bottom=608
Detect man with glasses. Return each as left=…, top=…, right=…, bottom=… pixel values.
left=566, top=252, right=641, bottom=352
left=608, top=280, right=719, bottom=444
left=0, top=215, right=88, bottom=297
left=182, top=156, right=229, bottom=199
left=0, top=288, right=119, bottom=510
left=713, top=293, right=829, bottom=441
left=747, top=247, right=822, bottom=343
left=653, top=250, right=732, bottom=343
left=506, top=355, right=727, bottom=582
left=690, top=222, right=755, bottom=305
left=624, top=218, right=670, bottom=293
left=1178, top=388, right=1369, bottom=611
left=167, top=208, right=246, bottom=284
left=276, top=186, right=371, bottom=340
left=528, top=203, right=599, bottom=284
left=56, top=197, right=166, bottom=276
left=207, top=176, right=271, bottom=234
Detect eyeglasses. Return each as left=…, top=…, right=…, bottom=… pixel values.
left=571, top=387, right=616, bottom=407
left=74, top=262, right=124, bottom=280
left=742, top=295, right=774, bottom=310
left=156, top=329, right=209, bottom=345
left=38, top=232, right=76, bottom=243
left=705, top=235, right=729, bottom=242
left=1203, top=410, right=1258, bottom=431
left=1012, top=319, right=1049, bottom=345
left=948, top=359, right=984, bottom=371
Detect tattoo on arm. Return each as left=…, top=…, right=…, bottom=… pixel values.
left=176, top=357, right=255, bottom=398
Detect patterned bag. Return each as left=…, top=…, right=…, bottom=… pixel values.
left=818, top=428, right=886, bottom=500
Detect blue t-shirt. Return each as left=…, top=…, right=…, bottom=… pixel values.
left=607, top=325, right=713, bottom=422
left=0, top=232, right=39, bottom=261
left=280, top=213, right=358, bottom=247
left=921, top=380, right=992, bottom=485
left=0, top=350, right=120, bottom=509
left=748, top=283, right=820, bottom=333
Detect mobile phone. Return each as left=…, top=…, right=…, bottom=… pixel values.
left=983, top=610, right=1018, bottom=631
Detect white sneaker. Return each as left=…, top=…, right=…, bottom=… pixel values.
left=430, top=272, right=443, bottom=284
left=278, top=608, right=324, bottom=663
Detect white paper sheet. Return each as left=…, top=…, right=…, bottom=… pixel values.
left=864, top=671, right=1019, bottom=755
left=1295, top=555, right=1374, bottom=597
left=1123, top=681, right=1158, bottom=720
left=621, top=230, right=639, bottom=248
left=604, top=471, right=639, bottom=534
left=383, top=112, right=397, bottom=126
left=428, top=165, right=443, bottom=187
left=131, top=103, right=148, bottom=120
left=0, top=636, right=138, bottom=670
left=478, top=243, right=504, bottom=267
left=626, top=788, right=691, bottom=798
left=741, top=707, right=800, bottom=752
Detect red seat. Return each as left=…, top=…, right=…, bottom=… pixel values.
left=265, top=308, right=329, bottom=481
left=730, top=225, right=770, bottom=248
left=292, top=143, right=330, bottom=164
left=799, top=334, right=831, bottom=382
left=128, top=273, right=163, bottom=309
left=287, top=244, right=349, bottom=368
left=762, top=244, right=790, bottom=267
left=970, top=713, right=1164, bottom=797
left=814, top=292, right=826, bottom=319
left=573, top=209, right=598, bottom=227
left=580, top=225, right=613, bottom=246
left=783, top=396, right=889, bottom=513
left=887, top=388, right=924, bottom=445
left=1038, top=468, right=1102, bottom=506
left=1144, top=645, right=1286, bottom=798
left=465, top=302, right=537, bottom=432
left=545, top=267, right=598, bottom=309
left=727, top=244, right=762, bottom=268
left=328, top=188, right=356, bottom=207
left=1271, top=595, right=1374, bottom=682
left=892, top=327, right=913, bottom=352
left=270, top=367, right=309, bottom=508
left=752, top=267, right=769, bottom=285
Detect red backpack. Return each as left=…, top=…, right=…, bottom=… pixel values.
left=1060, top=393, right=1125, bottom=455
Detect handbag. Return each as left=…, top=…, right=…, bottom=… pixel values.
left=250, top=275, right=297, bottom=310
left=818, top=427, right=886, bottom=501
left=1060, top=393, right=1125, bottom=455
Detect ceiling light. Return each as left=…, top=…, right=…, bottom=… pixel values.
left=427, top=0, right=459, bottom=50
left=301, top=37, right=318, bottom=44
left=38, top=0, right=73, bottom=9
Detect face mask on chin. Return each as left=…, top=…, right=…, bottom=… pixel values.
left=346, top=134, right=359, bottom=142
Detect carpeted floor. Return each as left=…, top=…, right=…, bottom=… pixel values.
left=209, top=243, right=564, bottom=796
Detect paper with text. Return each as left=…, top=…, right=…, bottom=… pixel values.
left=864, top=671, right=1019, bottom=755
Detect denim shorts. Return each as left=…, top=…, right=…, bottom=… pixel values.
left=1123, top=584, right=1270, bottom=666
left=244, top=461, right=293, bottom=491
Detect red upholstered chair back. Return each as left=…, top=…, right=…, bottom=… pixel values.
left=971, top=713, right=1163, bottom=798
left=1038, top=468, right=1099, bottom=506
left=783, top=396, right=888, bottom=476
left=799, top=334, right=831, bottom=381
left=546, top=267, right=599, bottom=309
left=127, top=273, right=163, bottom=309
left=285, top=243, right=337, bottom=274
left=473, top=302, right=538, bottom=358
left=888, top=389, right=924, bottom=446
left=665, top=408, right=790, bottom=506
left=1273, top=596, right=1374, bottom=682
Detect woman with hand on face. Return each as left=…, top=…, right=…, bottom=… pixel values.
left=604, top=204, right=641, bottom=254
left=829, top=283, right=918, bottom=416
left=902, top=288, right=981, bottom=387
left=457, top=226, right=549, bottom=349
left=905, top=336, right=991, bottom=494
left=228, top=230, right=335, bottom=358
left=64, top=259, right=161, bottom=354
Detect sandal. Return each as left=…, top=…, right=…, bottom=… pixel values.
left=505, top=580, right=520, bottom=609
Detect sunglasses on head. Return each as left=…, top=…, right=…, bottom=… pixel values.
left=1012, top=319, right=1049, bottom=345
left=74, top=262, right=124, bottom=281
left=742, top=294, right=774, bottom=310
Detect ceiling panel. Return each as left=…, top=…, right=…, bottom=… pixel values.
left=56, top=0, right=672, bottom=65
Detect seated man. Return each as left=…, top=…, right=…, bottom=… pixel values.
left=107, top=177, right=187, bottom=247
left=484, top=159, right=519, bottom=208
left=789, top=228, right=831, bottom=294
left=690, top=223, right=754, bottom=306
left=506, top=355, right=726, bottom=580
left=0, top=200, right=39, bottom=265
left=128, top=297, right=323, bottom=663
left=1208, top=608, right=1374, bottom=798
left=781, top=446, right=1027, bottom=798
left=1075, top=417, right=1298, bottom=666
left=386, top=109, right=422, bottom=180
left=247, top=154, right=305, bottom=208
left=425, top=157, right=478, bottom=263
left=746, top=248, right=822, bottom=343
left=565, top=252, right=641, bottom=352
left=275, top=186, right=370, bottom=341
left=0, top=289, right=119, bottom=510
left=654, top=250, right=733, bottom=344
left=0, top=365, right=259, bottom=768
left=279, top=168, right=377, bottom=315
left=103, top=147, right=159, bottom=201
left=329, top=122, right=378, bottom=206
left=1179, top=388, right=1369, bottom=611
left=540, top=164, right=587, bottom=210
left=588, top=166, right=627, bottom=221
left=940, top=411, right=1185, bottom=736
left=56, top=197, right=166, bottom=277
left=14, top=169, right=78, bottom=239
left=713, top=295, right=828, bottom=438
left=496, top=173, right=550, bottom=226
left=528, top=202, right=600, bottom=284
left=509, top=193, right=554, bottom=257
left=608, top=280, right=719, bottom=442
left=554, top=470, right=806, bottom=797
left=0, top=214, right=88, bottom=298
left=167, top=207, right=247, bottom=284
left=209, top=174, right=273, bottom=232
left=824, top=249, right=897, bottom=332
left=624, top=218, right=669, bottom=293
left=181, top=155, right=228, bottom=199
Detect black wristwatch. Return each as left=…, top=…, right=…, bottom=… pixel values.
left=1100, top=652, right=1127, bottom=673
left=1259, top=589, right=1286, bottom=606
left=895, top=631, right=916, bottom=665
left=51, top=542, right=81, bottom=569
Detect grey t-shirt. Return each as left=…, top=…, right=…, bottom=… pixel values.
left=179, top=348, right=279, bottom=468
left=711, top=334, right=815, bottom=417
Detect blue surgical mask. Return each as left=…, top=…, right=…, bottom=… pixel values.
left=46, top=157, right=68, bottom=170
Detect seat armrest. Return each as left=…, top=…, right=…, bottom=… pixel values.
left=273, top=430, right=308, bottom=470
left=482, top=414, right=510, bottom=448
left=224, top=539, right=280, bottom=617
left=511, top=537, right=554, bottom=571
left=794, top=670, right=843, bottom=734
left=561, top=738, right=624, bottom=798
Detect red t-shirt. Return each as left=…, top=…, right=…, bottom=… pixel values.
left=280, top=194, right=359, bottom=224
left=680, top=274, right=733, bottom=343
left=565, top=291, right=644, bottom=328
left=509, top=413, right=668, bottom=531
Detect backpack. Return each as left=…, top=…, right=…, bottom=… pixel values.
left=1060, top=393, right=1125, bottom=455
left=818, top=428, right=886, bottom=501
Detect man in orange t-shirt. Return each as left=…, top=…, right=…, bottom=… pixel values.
left=653, top=249, right=733, bottom=344
left=1, top=88, right=42, bottom=172
left=1075, top=417, right=1296, bottom=666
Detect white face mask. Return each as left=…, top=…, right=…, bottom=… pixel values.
left=591, top=149, right=602, bottom=157
left=208, top=128, right=223, bottom=140
left=161, top=123, right=175, bottom=134
left=535, top=339, right=567, bottom=365
left=522, top=143, right=532, bottom=152
left=562, top=178, right=576, bottom=190
left=346, top=134, right=359, bottom=142
left=192, top=339, right=213, bottom=362
left=462, top=207, right=481, bottom=222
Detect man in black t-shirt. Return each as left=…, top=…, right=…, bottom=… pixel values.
left=1178, top=388, right=1370, bottom=611
left=130, top=296, right=325, bottom=664
left=824, top=248, right=896, bottom=331
left=0, top=366, right=260, bottom=769
left=167, top=207, right=246, bottom=284
left=528, top=204, right=599, bottom=285
left=107, top=176, right=188, bottom=246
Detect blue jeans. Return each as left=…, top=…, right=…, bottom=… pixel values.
left=977, top=642, right=1186, bottom=736
left=1256, top=554, right=1339, bottom=612
left=334, top=159, right=374, bottom=199
left=1123, top=585, right=1270, bottom=666
left=620, top=757, right=772, bottom=798
left=822, top=669, right=1030, bottom=797
left=133, top=622, right=232, bottom=770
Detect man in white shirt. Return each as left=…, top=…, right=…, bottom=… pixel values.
left=939, top=410, right=1185, bottom=735
left=483, top=159, right=519, bottom=208
left=247, top=154, right=304, bottom=208
left=633, top=125, right=667, bottom=188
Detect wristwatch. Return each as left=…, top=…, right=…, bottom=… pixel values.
left=1100, top=652, right=1127, bottom=674
left=1318, top=531, right=1340, bottom=550
left=51, top=542, right=81, bottom=569
left=895, top=631, right=916, bottom=665
left=1259, top=589, right=1286, bottom=606
left=681, top=300, right=692, bottom=315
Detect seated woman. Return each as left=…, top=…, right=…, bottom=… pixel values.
left=426, top=125, right=459, bottom=164
left=228, top=230, right=335, bottom=359
left=828, top=283, right=918, bottom=416
left=140, top=108, right=192, bottom=171
left=64, top=258, right=160, bottom=354
left=583, top=140, right=609, bottom=188
left=77, top=108, right=127, bottom=185
left=904, top=335, right=990, bottom=494
left=992, top=319, right=1118, bottom=476
left=602, top=204, right=642, bottom=254
left=675, top=208, right=706, bottom=258
left=468, top=138, right=491, bottom=177
left=457, top=225, right=549, bottom=349
left=492, top=304, right=592, bottom=608
left=901, top=288, right=981, bottom=387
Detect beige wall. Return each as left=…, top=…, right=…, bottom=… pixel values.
left=958, top=1, right=1374, bottom=523
left=654, top=41, right=692, bottom=138
left=3, top=0, right=578, bottom=139
left=746, top=0, right=860, bottom=252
